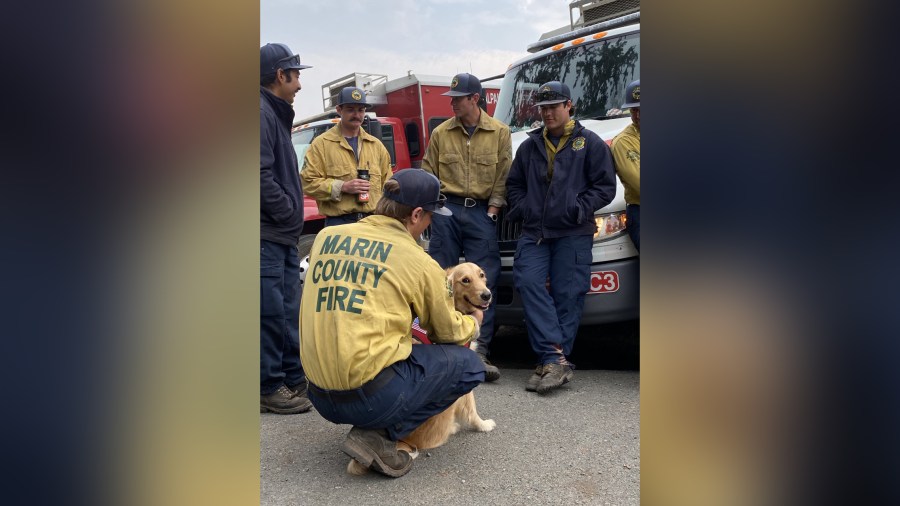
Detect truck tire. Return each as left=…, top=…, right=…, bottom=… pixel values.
left=297, top=234, right=317, bottom=290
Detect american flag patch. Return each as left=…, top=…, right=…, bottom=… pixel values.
left=411, top=318, right=432, bottom=344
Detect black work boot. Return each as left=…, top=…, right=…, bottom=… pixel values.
left=261, top=385, right=312, bottom=414
left=342, top=427, right=413, bottom=478
left=536, top=362, right=574, bottom=394
left=525, top=364, right=546, bottom=392
left=477, top=352, right=501, bottom=382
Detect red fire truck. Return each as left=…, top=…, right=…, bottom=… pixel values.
left=291, top=72, right=501, bottom=242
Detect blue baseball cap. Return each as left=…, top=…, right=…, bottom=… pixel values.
left=337, top=86, right=372, bottom=108
left=622, top=79, right=640, bottom=108
left=260, top=43, right=312, bottom=78
left=384, top=169, right=452, bottom=216
left=442, top=73, right=482, bottom=97
left=534, top=81, right=571, bottom=106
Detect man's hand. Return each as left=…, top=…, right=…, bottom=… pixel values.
left=341, top=178, right=371, bottom=194
left=487, top=205, right=501, bottom=223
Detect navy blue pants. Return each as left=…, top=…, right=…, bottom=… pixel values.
left=309, top=344, right=485, bottom=440
left=324, top=212, right=369, bottom=227
left=427, top=201, right=500, bottom=353
left=626, top=204, right=640, bottom=252
left=260, top=240, right=305, bottom=395
left=513, top=235, right=593, bottom=365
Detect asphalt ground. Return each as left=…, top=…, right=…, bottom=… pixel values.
left=261, top=322, right=640, bottom=505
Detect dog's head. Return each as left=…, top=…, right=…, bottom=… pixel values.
left=446, top=262, right=492, bottom=314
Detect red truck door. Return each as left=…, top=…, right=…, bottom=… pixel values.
left=366, top=117, right=410, bottom=170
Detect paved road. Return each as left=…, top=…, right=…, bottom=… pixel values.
left=261, top=323, right=639, bottom=505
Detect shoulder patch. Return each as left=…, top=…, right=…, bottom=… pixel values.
left=446, top=277, right=453, bottom=298
left=626, top=149, right=640, bottom=162
left=572, top=137, right=586, bottom=151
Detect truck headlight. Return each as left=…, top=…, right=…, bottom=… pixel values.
left=594, top=211, right=628, bottom=242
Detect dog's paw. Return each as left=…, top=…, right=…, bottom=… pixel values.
left=477, top=419, right=496, bottom=432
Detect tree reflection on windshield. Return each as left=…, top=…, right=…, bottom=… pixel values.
left=496, top=33, right=639, bottom=132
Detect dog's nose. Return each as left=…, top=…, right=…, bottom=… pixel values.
left=480, top=291, right=492, bottom=302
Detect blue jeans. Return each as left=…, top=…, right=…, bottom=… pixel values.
left=260, top=240, right=305, bottom=394
left=513, top=235, right=593, bottom=365
left=626, top=204, right=640, bottom=252
left=428, top=201, right=500, bottom=353
left=309, top=344, right=485, bottom=440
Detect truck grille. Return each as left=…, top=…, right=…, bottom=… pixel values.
left=495, top=208, right=521, bottom=253
left=421, top=207, right=522, bottom=253
left=579, top=0, right=640, bottom=27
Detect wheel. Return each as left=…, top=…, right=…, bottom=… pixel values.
left=297, top=234, right=317, bottom=290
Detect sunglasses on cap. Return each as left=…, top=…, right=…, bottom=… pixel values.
left=534, top=90, right=569, bottom=103
left=276, top=54, right=302, bottom=69
left=422, top=193, right=448, bottom=211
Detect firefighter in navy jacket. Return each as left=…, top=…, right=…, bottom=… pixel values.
left=259, top=42, right=313, bottom=414
left=504, top=81, right=616, bottom=394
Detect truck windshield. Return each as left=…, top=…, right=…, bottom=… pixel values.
left=291, top=125, right=331, bottom=167
left=495, top=31, right=639, bottom=132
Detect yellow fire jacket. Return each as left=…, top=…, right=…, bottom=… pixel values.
left=300, top=123, right=393, bottom=216
left=421, top=110, right=512, bottom=208
left=611, top=123, right=640, bottom=205
left=299, top=215, right=480, bottom=390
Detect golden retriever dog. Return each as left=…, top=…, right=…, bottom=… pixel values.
left=346, top=262, right=496, bottom=475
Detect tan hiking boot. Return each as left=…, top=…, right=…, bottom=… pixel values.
left=536, top=362, right=574, bottom=394
left=260, top=385, right=312, bottom=414
left=525, top=364, right=546, bottom=392
left=342, top=427, right=413, bottom=478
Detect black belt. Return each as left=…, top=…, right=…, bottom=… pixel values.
left=331, top=212, right=371, bottom=221
left=308, top=366, right=397, bottom=403
left=444, top=195, right=488, bottom=208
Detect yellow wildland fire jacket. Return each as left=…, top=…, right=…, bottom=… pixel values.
left=422, top=111, right=512, bottom=208
left=301, top=123, right=393, bottom=216
left=299, top=215, right=479, bottom=390
left=611, top=123, right=640, bottom=205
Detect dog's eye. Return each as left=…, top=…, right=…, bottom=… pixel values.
left=462, top=277, right=470, bottom=284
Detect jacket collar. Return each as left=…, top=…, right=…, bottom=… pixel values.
left=446, top=109, right=496, bottom=133
left=260, top=87, right=295, bottom=128
left=528, top=119, right=584, bottom=140
left=527, top=120, right=585, bottom=159
left=322, top=122, right=379, bottom=144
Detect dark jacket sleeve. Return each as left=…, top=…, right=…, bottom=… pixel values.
left=260, top=108, right=296, bottom=223
left=503, top=142, right=529, bottom=223
left=576, top=134, right=617, bottom=220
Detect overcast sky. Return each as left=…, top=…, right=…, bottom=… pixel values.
left=261, top=0, right=574, bottom=120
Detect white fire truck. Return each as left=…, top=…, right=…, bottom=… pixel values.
left=491, top=2, right=640, bottom=326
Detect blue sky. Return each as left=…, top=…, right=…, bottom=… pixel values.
left=261, top=0, right=573, bottom=119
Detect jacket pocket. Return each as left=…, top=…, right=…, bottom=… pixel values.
left=366, top=164, right=383, bottom=190
left=330, top=160, right=355, bottom=179
left=474, top=153, right=499, bottom=186
left=547, top=190, right=582, bottom=228
left=438, top=153, right=460, bottom=173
